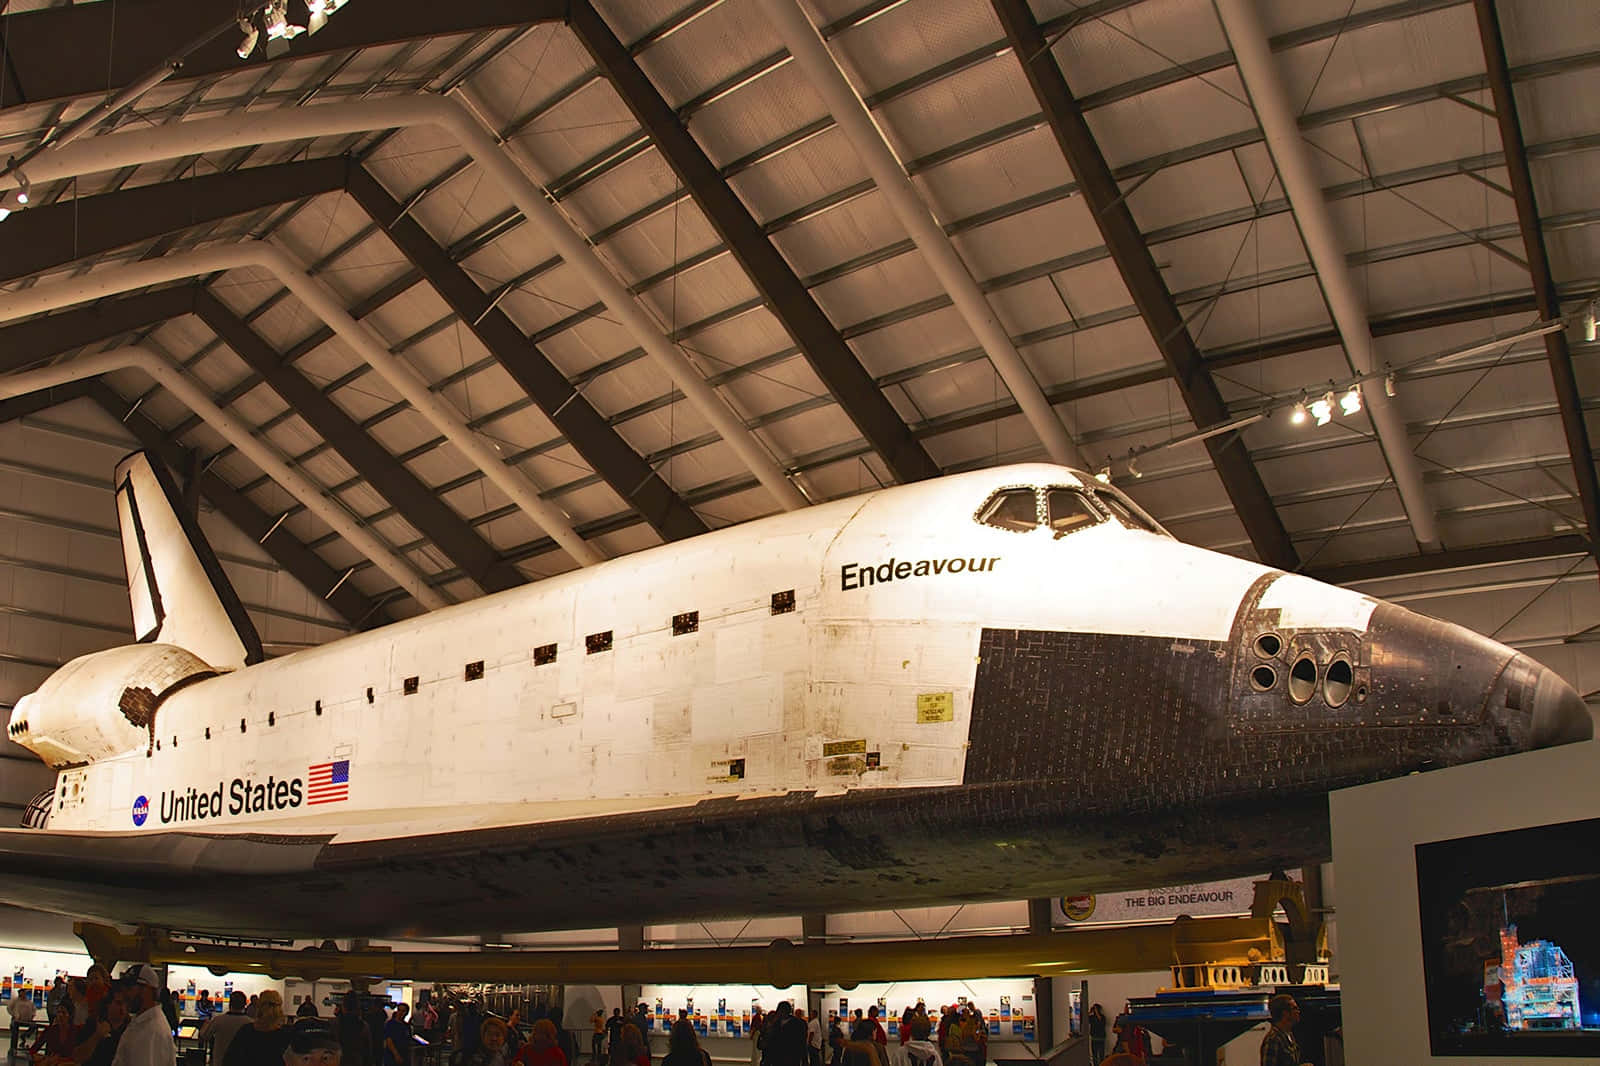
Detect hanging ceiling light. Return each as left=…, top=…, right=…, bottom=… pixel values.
left=1340, top=384, right=1362, bottom=416
left=237, top=18, right=261, bottom=58
left=1126, top=454, right=1142, bottom=479
left=1384, top=372, right=1396, bottom=398
left=12, top=169, right=30, bottom=206
left=1586, top=300, right=1598, bottom=343
left=1309, top=392, right=1334, bottom=427
left=1094, top=465, right=1112, bottom=484
left=1290, top=395, right=1308, bottom=425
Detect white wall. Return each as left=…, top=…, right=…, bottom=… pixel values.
left=1330, top=739, right=1600, bottom=1065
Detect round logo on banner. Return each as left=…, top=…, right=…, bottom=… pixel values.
left=131, top=795, right=150, bottom=827
left=1061, top=894, right=1096, bottom=921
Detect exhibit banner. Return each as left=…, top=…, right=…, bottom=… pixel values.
left=1051, top=873, right=1297, bottom=925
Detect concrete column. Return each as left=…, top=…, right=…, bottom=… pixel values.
left=1026, top=900, right=1053, bottom=1049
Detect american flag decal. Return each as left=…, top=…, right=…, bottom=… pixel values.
left=307, top=759, right=350, bottom=805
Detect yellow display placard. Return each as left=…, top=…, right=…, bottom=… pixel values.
left=823, top=738, right=867, bottom=757
left=916, top=691, right=954, bottom=723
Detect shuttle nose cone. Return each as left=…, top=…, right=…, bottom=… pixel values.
left=1527, top=660, right=1594, bottom=747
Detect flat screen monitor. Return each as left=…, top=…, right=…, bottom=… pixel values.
left=1416, top=815, right=1600, bottom=1057
left=177, top=1023, right=202, bottom=1040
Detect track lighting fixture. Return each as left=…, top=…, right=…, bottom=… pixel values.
left=1126, top=454, right=1142, bottom=479
left=237, top=18, right=261, bottom=58
left=1290, top=395, right=1308, bottom=425
left=1586, top=300, right=1598, bottom=343
left=237, top=0, right=348, bottom=60
left=1094, top=465, right=1112, bottom=485
left=1340, top=384, right=1362, bottom=416
left=12, top=169, right=29, bottom=206
left=1310, top=392, right=1334, bottom=428
left=1384, top=372, right=1396, bottom=398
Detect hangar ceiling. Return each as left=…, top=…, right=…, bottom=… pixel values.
left=1, top=0, right=1599, bottom=815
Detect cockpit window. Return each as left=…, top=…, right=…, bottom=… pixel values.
left=1092, top=486, right=1167, bottom=535
left=1046, top=488, right=1101, bottom=537
left=977, top=488, right=1040, bottom=532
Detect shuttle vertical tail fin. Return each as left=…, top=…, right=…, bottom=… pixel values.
left=113, top=452, right=263, bottom=670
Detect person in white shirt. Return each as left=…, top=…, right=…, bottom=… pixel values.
left=110, top=965, right=175, bottom=1066
left=804, top=1011, right=823, bottom=1066
left=9, top=989, right=37, bottom=1059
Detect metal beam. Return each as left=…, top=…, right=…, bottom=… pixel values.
left=192, top=291, right=527, bottom=597
left=0, top=157, right=349, bottom=285
left=568, top=0, right=942, bottom=487
left=0, top=286, right=197, bottom=373
left=0, top=1, right=562, bottom=107
left=0, top=380, right=95, bottom=425
left=344, top=166, right=710, bottom=544
left=87, top=382, right=390, bottom=630
left=1306, top=534, right=1591, bottom=587
left=1473, top=0, right=1600, bottom=563
left=990, top=0, right=1297, bottom=570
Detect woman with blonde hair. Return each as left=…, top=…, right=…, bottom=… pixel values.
left=606, top=1024, right=648, bottom=1066
left=225, top=991, right=291, bottom=1066
left=512, top=1020, right=566, bottom=1066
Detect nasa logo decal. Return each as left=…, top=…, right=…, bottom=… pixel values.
left=131, top=795, right=149, bottom=827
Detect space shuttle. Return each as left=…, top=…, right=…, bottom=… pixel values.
left=0, top=452, right=1590, bottom=939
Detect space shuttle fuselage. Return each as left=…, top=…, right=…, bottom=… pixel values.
left=4, top=460, right=1592, bottom=936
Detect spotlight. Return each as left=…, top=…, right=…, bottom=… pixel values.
left=1586, top=301, right=1598, bottom=343
left=1340, top=384, right=1362, bottom=416
left=0, top=206, right=9, bottom=224
left=1309, top=392, right=1334, bottom=427
left=12, top=169, right=29, bottom=206
left=237, top=19, right=261, bottom=58
left=1384, top=372, right=1396, bottom=398
left=1094, top=465, right=1112, bottom=485
left=0, top=187, right=24, bottom=220
left=264, top=1, right=305, bottom=41
left=1290, top=397, right=1308, bottom=426
left=1127, top=454, right=1142, bottom=479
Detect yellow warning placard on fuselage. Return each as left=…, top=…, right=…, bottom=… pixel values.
left=917, top=691, right=954, bottom=723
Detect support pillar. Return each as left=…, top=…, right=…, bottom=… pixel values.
left=618, top=925, right=644, bottom=1025
left=1027, top=900, right=1054, bottom=1049
left=802, top=916, right=827, bottom=1028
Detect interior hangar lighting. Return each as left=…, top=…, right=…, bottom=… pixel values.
left=1309, top=392, right=1334, bottom=427
left=1586, top=300, right=1599, bottom=343
left=236, top=19, right=261, bottom=59
left=1340, top=384, right=1362, bottom=416
left=238, top=0, right=348, bottom=60
left=12, top=169, right=30, bottom=206
left=1290, top=395, right=1309, bottom=425
left=1095, top=464, right=1112, bottom=485
left=1384, top=371, right=1397, bottom=398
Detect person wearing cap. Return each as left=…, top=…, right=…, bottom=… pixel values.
left=109, top=966, right=173, bottom=1066
left=285, top=1017, right=341, bottom=1066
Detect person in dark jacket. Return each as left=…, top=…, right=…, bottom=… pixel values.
left=223, top=992, right=291, bottom=1066
left=336, top=994, right=373, bottom=1066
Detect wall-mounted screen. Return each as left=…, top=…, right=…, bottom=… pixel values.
left=1416, top=816, right=1600, bottom=1056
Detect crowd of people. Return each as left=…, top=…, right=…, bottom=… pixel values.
left=7, top=981, right=1315, bottom=1066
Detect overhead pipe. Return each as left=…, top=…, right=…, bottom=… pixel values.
left=1212, top=0, right=1440, bottom=550
left=0, top=96, right=807, bottom=512
left=0, top=347, right=447, bottom=612
left=756, top=0, right=1085, bottom=469
left=0, top=242, right=603, bottom=568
